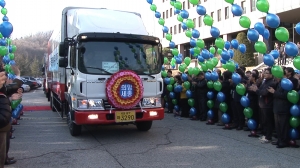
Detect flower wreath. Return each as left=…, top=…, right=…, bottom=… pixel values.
left=106, top=70, right=144, bottom=109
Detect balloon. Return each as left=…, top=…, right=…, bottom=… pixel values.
left=11, top=99, right=22, bottom=109
left=228, top=49, right=234, bottom=58
left=295, top=22, right=300, bottom=35
left=263, top=29, right=270, bottom=39
left=167, top=85, right=173, bottom=92
left=231, top=39, right=239, bottom=49
left=182, top=73, right=188, bottom=81
left=203, top=15, right=213, bottom=26
left=202, top=49, right=210, bottom=59
left=290, top=105, right=300, bottom=117
left=215, top=37, right=225, bottom=49
left=221, top=113, right=230, bottom=124
left=281, top=78, right=293, bottom=91
left=196, top=5, right=206, bottom=15
left=169, top=41, right=175, bottom=49
left=287, top=90, right=299, bottom=104
left=211, top=71, right=219, bottom=81
left=146, top=0, right=153, bottom=4
left=231, top=4, right=243, bottom=16
left=243, top=107, right=253, bottom=118
left=172, top=99, right=178, bottom=105
left=238, top=44, right=246, bottom=54
left=189, top=0, right=199, bottom=5
left=240, top=96, right=250, bottom=108
left=162, top=26, right=169, bottom=33
left=190, top=107, right=197, bottom=116
left=207, top=81, right=214, bottom=89
left=158, top=18, right=165, bottom=25
left=224, top=41, right=231, bottom=50
left=1, top=8, right=7, bottom=15
left=207, top=110, right=214, bottom=119
left=196, top=39, right=205, bottom=48
left=269, top=50, right=280, bottom=59
left=184, top=57, right=191, bottom=66
left=236, top=83, right=246, bottom=96
left=0, top=21, right=13, bottom=38
left=165, top=33, right=172, bottom=41
left=174, top=9, right=180, bottom=15
left=290, top=117, right=300, bottom=128
left=263, top=54, right=275, bottom=67
left=186, top=19, right=195, bottom=29
left=207, top=100, right=214, bottom=109
left=207, top=91, right=214, bottom=100
left=186, top=90, right=193, bottom=98
left=213, top=81, right=222, bottom=91
left=225, top=0, right=234, bottom=4
left=217, top=92, right=226, bottom=102
left=266, top=13, right=280, bottom=28
left=219, top=102, right=228, bottom=113
left=290, top=128, right=299, bottom=140
left=254, top=41, right=267, bottom=54
left=192, top=29, right=200, bottom=38
left=275, top=27, right=289, bottom=42
left=172, top=48, right=179, bottom=56
left=271, top=65, right=284, bottom=78
left=180, top=10, right=189, bottom=19
left=285, top=42, right=298, bottom=57
left=210, top=26, right=220, bottom=38
left=181, top=22, right=188, bottom=31
left=177, top=14, right=184, bottom=22
left=0, top=0, right=6, bottom=8
left=188, top=98, right=195, bottom=107
left=239, top=16, right=251, bottom=29
left=198, top=56, right=205, bottom=63
left=174, top=1, right=183, bottom=10
left=232, top=72, right=241, bottom=84
left=205, top=72, right=211, bottom=80
left=254, top=22, right=265, bottom=35
left=293, top=56, right=300, bottom=70
left=256, top=0, right=269, bottom=13
left=155, top=11, right=161, bottom=18
left=150, top=4, right=157, bottom=11
left=185, top=30, right=192, bottom=38
left=247, top=29, right=259, bottom=42
left=247, top=119, right=257, bottom=130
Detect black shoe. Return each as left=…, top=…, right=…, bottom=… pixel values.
left=5, top=159, right=16, bottom=165
left=276, top=143, right=288, bottom=148
left=7, top=157, right=14, bottom=160
left=271, top=141, right=278, bottom=145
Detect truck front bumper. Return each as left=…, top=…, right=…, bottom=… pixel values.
left=74, top=108, right=164, bottom=125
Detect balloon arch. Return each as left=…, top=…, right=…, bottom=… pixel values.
left=146, top=0, right=300, bottom=146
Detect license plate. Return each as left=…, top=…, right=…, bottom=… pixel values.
left=115, top=111, right=136, bottom=123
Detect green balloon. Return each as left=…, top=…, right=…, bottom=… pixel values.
left=196, top=39, right=205, bottom=48
left=215, top=37, right=225, bottom=49
left=217, top=48, right=222, bottom=54
left=150, top=4, right=157, bottom=11
left=185, top=30, right=192, bottom=38
left=184, top=57, right=191, bottom=66
left=203, top=15, right=213, bottom=26
left=275, top=27, right=289, bottom=42
left=211, top=57, right=219, bottom=66
left=207, top=100, right=214, bottom=109
left=183, top=81, right=191, bottom=89
left=174, top=1, right=183, bottom=10
left=0, top=33, right=3, bottom=39
left=9, top=53, right=14, bottom=60
left=200, top=63, right=208, bottom=71
left=293, top=56, right=300, bottom=70
left=219, top=102, right=228, bottom=112
left=225, top=0, right=234, bottom=4
left=193, top=47, right=201, bottom=55
left=213, top=81, right=222, bottom=91
left=158, top=18, right=165, bottom=26
left=167, top=85, right=173, bottom=92
left=254, top=41, right=267, bottom=54
left=0, top=46, right=7, bottom=56
left=256, top=0, right=269, bottom=13
left=11, top=45, right=17, bottom=53
left=11, top=99, right=22, bottom=109
left=1, top=8, right=7, bottom=15
left=164, top=57, right=169, bottom=64
left=165, top=33, right=172, bottom=41
left=210, top=47, right=216, bottom=54
left=186, top=19, right=195, bottom=29
left=188, top=67, right=193, bottom=75
left=189, top=0, right=199, bottom=5
left=177, top=14, right=184, bottom=22
left=172, top=48, right=179, bottom=56
left=193, top=67, right=201, bottom=75
left=206, top=60, right=214, bottom=70
left=170, top=77, right=175, bottom=85
left=161, top=71, right=167, bottom=78
left=287, top=90, right=299, bottom=104
left=290, top=117, right=300, bottom=128
left=236, top=83, right=246, bottom=96
left=179, top=64, right=187, bottom=72
left=188, top=98, right=195, bottom=107
left=172, top=99, right=178, bottom=105
left=239, top=16, right=251, bottom=29
left=243, top=107, right=253, bottom=118
left=207, top=81, right=214, bottom=89
left=170, top=1, right=174, bottom=6
left=226, top=61, right=236, bottom=72
left=271, top=65, right=284, bottom=78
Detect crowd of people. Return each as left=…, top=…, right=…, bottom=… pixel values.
left=274, top=41, right=300, bottom=65
left=0, top=65, right=23, bottom=168
left=162, top=65, right=300, bottom=149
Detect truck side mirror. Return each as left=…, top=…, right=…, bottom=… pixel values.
left=59, top=42, right=68, bottom=57
left=59, top=57, right=68, bottom=67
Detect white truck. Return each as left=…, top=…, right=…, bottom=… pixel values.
left=46, top=7, right=164, bottom=136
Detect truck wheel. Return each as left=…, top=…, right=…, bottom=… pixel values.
left=67, top=112, right=82, bottom=136
left=136, top=121, right=152, bottom=131
left=50, top=93, right=56, bottom=112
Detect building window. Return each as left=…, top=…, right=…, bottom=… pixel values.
left=251, top=0, right=256, bottom=12
left=211, top=12, right=214, bottom=19
left=217, top=9, right=221, bottom=21
left=225, top=7, right=229, bottom=19
left=163, top=12, right=165, bottom=19
left=204, top=0, right=207, bottom=2
left=170, top=8, right=173, bottom=17
left=179, top=24, right=181, bottom=33
left=170, top=27, right=173, bottom=34
left=174, top=25, right=177, bottom=34
left=188, top=0, right=190, bottom=9
left=163, top=32, right=165, bottom=38
left=166, top=10, right=168, bottom=18
left=183, top=1, right=185, bottom=10
left=241, top=1, right=246, bottom=14
left=193, top=18, right=196, bottom=27
left=198, top=16, right=202, bottom=27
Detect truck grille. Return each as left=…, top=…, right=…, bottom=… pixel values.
left=103, top=100, right=141, bottom=110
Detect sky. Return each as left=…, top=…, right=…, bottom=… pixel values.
left=4, top=0, right=159, bottom=39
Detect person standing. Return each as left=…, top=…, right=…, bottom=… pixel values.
left=193, top=72, right=208, bottom=121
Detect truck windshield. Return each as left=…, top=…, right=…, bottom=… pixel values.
left=78, top=42, right=161, bottom=75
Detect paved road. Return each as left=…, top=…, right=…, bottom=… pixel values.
left=6, top=88, right=300, bottom=168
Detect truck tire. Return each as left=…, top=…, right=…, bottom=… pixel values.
left=67, top=111, right=82, bottom=136
left=136, top=121, right=152, bottom=131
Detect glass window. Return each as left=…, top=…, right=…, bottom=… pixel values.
left=251, top=0, right=256, bottom=12
left=170, top=8, right=173, bottom=17
left=225, top=7, right=229, bottom=19
left=70, top=46, right=76, bottom=68
left=166, top=10, right=168, bottom=18
left=198, top=16, right=202, bottom=27
left=174, top=25, right=177, bottom=34
left=241, top=1, right=246, bottom=14
left=179, top=24, right=181, bottom=33
left=217, top=9, right=221, bottom=21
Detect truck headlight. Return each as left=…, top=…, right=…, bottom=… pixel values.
left=142, top=97, right=161, bottom=107
left=77, top=99, right=104, bottom=109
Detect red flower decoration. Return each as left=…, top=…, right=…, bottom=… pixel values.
left=106, top=70, right=143, bottom=109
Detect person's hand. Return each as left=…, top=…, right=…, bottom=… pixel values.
left=11, top=65, right=20, bottom=76
left=267, top=87, right=275, bottom=93
left=0, top=71, right=7, bottom=89
left=11, top=93, right=22, bottom=100
left=249, top=84, right=258, bottom=91
left=17, top=88, right=23, bottom=94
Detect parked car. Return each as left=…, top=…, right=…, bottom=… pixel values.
left=21, top=78, right=39, bottom=89
left=21, top=84, right=31, bottom=92
left=21, top=76, right=40, bottom=89
left=35, top=78, right=43, bottom=87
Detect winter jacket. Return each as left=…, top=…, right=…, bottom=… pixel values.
left=195, top=78, right=207, bottom=97
left=0, top=87, right=12, bottom=131
left=256, top=78, right=277, bottom=109
left=273, top=81, right=292, bottom=114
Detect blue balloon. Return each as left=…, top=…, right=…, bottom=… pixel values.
left=162, top=26, right=169, bottom=33
left=207, top=91, right=214, bottom=100
left=2, top=16, right=8, bottom=22
left=217, top=92, right=225, bottom=102
left=190, top=107, right=197, bottom=116
left=247, top=119, right=257, bottom=130
left=190, top=38, right=196, bottom=47
left=180, top=10, right=189, bottom=19
left=263, top=54, right=275, bottom=67
left=178, top=53, right=183, bottom=59
left=220, top=59, right=227, bottom=64
left=155, top=11, right=161, bottom=18
left=198, top=55, right=205, bottom=63
left=209, top=53, right=214, bottom=58
left=269, top=50, right=280, bottom=59
left=174, top=9, right=180, bottom=15
left=170, top=92, right=176, bottom=99
left=0, top=21, right=13, bottom=38
left=186, top=90, right=193, bottom=98
left=165, top=102, right=168, bottom=108
left=231, top=39, right=239, bottom=49
left=169, top=41, right=175, bottom=49
left=12, top=104, right=23, bottom=119
left=181, top=23, right=188, bottom=31
left=235, top=63, right=239, bottom=69
left=174, top=85, right=183, bottom=93
left=0, top=39, right=6, bottom=46
left=175, top=57, right=182, bottom=64
left=240, top=96, right=250, bottom=108
left=221, top=50, right=230, bottom=61
left=207, top=110, right=214, bottom=119
left=238, top=44, right=246, bottom=54
left=232, top=73, right=241, bottom=85
left=182, top=73, right=188, bottom=81
left=164, top=78, right=170, bottom=85
left=196, top=5, right=206, bottom=15
left=281, top=78, right=293, bottom=91
left=9, top=60, right=16, bottom=66
left=161, top=65, right=165, bottom=71
left=263, top=29, right=270, bottom=39
left=211, top=71, right=219, bottom=81
left=146, top=0, right=153, bottom=4
left=224, top=41, right=231, bottom=50
left=201, top=49, right=210, bottom=59
left=192, top=29, right=200, bottom=38
left=247, top=29, right=259, bottom=42
left=190, top=48, right=195, bottom=56
left=221, top=113, right=230, bottom=124
left=205, top=72, right=211, bottom=81
left=254, top=22, right=265, bottom=35
left=290, top=105, right=300, bottom=117
left=2, top=55, right=10, bottom=64
left=295, top=22, right=300, bottom=35
left=231, top=4, right=243, bottom=16
left=0, top=0, right=6, bottom=8
left=228, top=49, right=234, bottom=58
left=290, top=128, right=300, bottom=140
left=7, top=73, right=16, bottom=80
left=266, top=13, right=280, bottom=28
left=174, top=105, right=180, bottom=112
left=285, top=42, right=298, bottom=57
left=210, top=26, right=220, bottom=38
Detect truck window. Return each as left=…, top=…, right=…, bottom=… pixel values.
left=70, top=46, right=76, bottom=68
